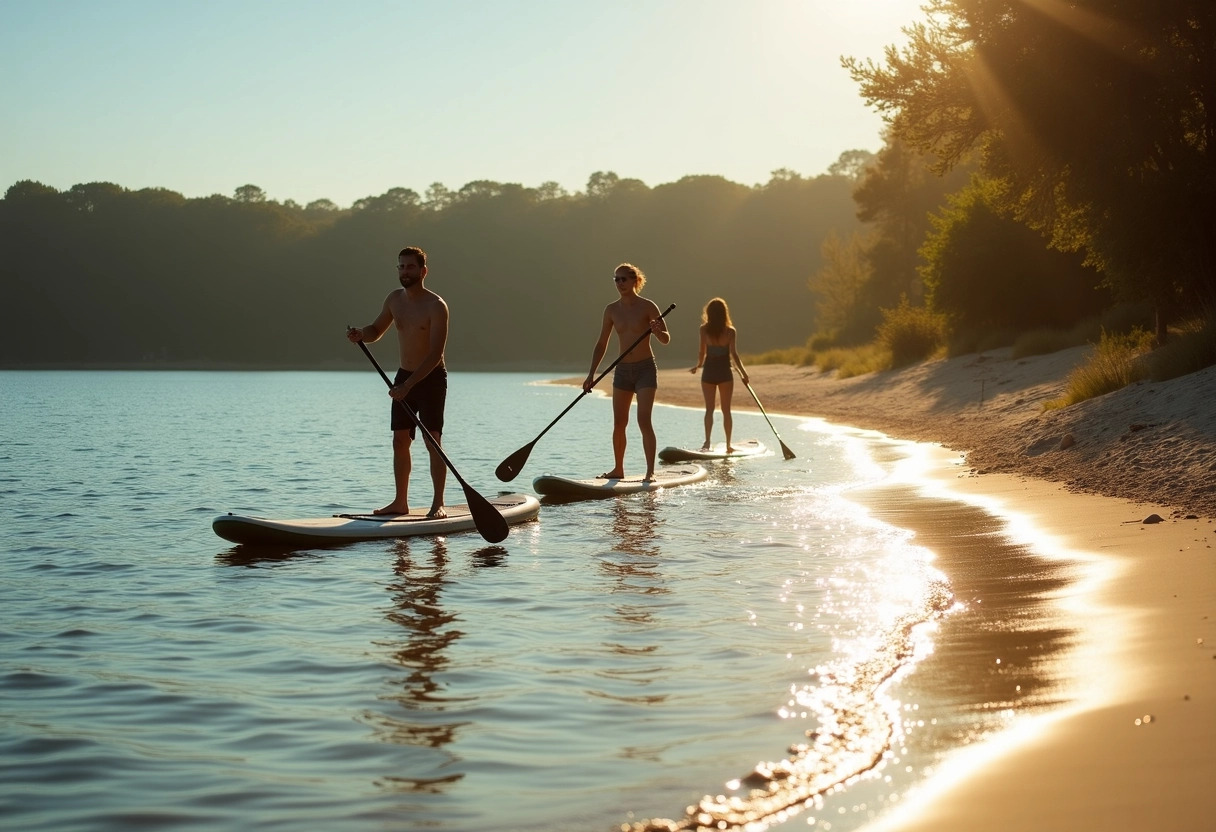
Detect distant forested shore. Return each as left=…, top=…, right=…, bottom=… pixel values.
left=1, top=169, right=866, bottom=371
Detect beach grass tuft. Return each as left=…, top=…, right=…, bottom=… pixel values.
left=1046, top=327, right=1155, bottom=408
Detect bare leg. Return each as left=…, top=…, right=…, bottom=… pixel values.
left=424, top=431, right=447, bottom=519
left=600, top=386, right=632, bottom=478
left=636, top=386, right=658, bottom=480
left=375, top=429, right=412, bottom=515
left=700, top=382, right=716, bottom=449
left=721, top=381, right=735, bottom=453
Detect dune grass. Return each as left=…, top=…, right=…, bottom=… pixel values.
left=746, top=309, right=1214, bottom=400
left=1045, top=328, right=1155, bottom=409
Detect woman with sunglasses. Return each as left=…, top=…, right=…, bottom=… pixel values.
left=582, top=263, right=671, bottom=481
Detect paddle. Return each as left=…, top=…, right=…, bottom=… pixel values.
left=354, top=339, right=509, bottom=544
left=495, top=303, right=676, bottom=481
left=740, top=376, right=797, bottom=460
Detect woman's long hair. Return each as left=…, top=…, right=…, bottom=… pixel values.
left=702, top=297, right=731, bottom=338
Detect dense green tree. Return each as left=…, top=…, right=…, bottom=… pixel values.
left=852, top=135, right=975, bottom=313
left=920, top=176, right=1109, bottom=341
left=846, top=0, right=1216, bottom=338
left=234, top=184, right=267, bottom=203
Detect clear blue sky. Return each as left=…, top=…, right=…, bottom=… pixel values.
left=1, top=0, right=924, bottom=208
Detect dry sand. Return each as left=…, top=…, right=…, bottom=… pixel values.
left=651, top=345, right=1216, bottom=519
left=642, top=348, right=1216, bottom=831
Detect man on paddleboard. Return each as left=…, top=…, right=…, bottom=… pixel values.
left=583, top=262, right=671, bottom=481
left=347, top=246, right=450, bottom=518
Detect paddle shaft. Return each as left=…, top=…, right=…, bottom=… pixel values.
left=740, top=375, right=796, bottom=460
left=354, top=340, right=509, bottom=543
left=495, top=303, right=675, bottom=481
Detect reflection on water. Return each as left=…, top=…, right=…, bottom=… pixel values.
left=610, top=492, right=661, bottom=558
left=371, top=537, right=466, bottom=793
left=215, top=543, right=326, bottom=568
left=384, top=537, right=458, bottom=709
left=470, top=545, right=509, bottom=568
left=600, top=495, right=667, bottom=628
left=595, top=495, right=670, bottom=706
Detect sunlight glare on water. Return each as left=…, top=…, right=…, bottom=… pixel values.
left=1, top=371, right=1079, bottom=832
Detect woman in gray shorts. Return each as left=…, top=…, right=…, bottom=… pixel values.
left=689, top=297, right=749, bottom=452
left=583, top=263, right=671, bottom=480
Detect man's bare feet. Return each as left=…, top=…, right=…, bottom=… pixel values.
left=374, top=502, right=410, bottom=516
left=726, top=446, right=736, bottom=454
left=426, top=506, right=448, bottom=520
left=642, top=471, right=655, bottom=482
left=699, top=443, right=711, bottom=451
left=597, top=470, right=624, bottom=479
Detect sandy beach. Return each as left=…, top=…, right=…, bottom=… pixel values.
left=640, top=348, right=1215, bottom=831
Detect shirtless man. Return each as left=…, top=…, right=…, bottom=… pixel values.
left=346, top=246, right=450, bottom=517
left=583, top=262, right=671, bottom=481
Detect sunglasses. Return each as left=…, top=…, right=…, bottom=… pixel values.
left=613, top=274, right=634, bottom=283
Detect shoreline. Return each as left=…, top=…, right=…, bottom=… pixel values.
left=856, top=468, right=1215, bottom=832
left=552, top=348, right=1215, bottom=830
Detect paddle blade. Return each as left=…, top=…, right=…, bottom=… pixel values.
left=465, top=489, right=510, bottom=543
left=495, top=442, right=533, bottom=482
left=780, top=440, right=797, bottom=460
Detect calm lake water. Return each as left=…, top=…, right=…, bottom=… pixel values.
left=0, top=371, right=1080, bottom=831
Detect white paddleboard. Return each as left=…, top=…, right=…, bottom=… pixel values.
left=532, top=464, right=707, bottom=498
left=657, top=439, right=767, bottom=462
left=213, top=493, right=540, bottom=546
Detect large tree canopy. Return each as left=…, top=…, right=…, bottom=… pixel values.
left=846, top=0, right=1216, bottom=333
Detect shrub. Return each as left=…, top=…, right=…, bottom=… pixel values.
left=814, top=343, right=890, bottom=378
left=1147, top=316, right=1216, bottom=381
left=876, top=299, right=947, bottom=368
left=806, top=332, right=836, bottom=352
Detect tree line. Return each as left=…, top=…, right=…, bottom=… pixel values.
left=0, top=168, right=865, bottom=370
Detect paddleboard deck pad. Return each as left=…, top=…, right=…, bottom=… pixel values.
left=657, top=439, right=767, bottom=462
left=213, top=493, right=540, bottom=546
left=532, top=465, right=707, bottom=498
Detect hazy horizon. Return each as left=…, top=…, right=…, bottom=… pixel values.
left=1, top=0, right=925, bottom=207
